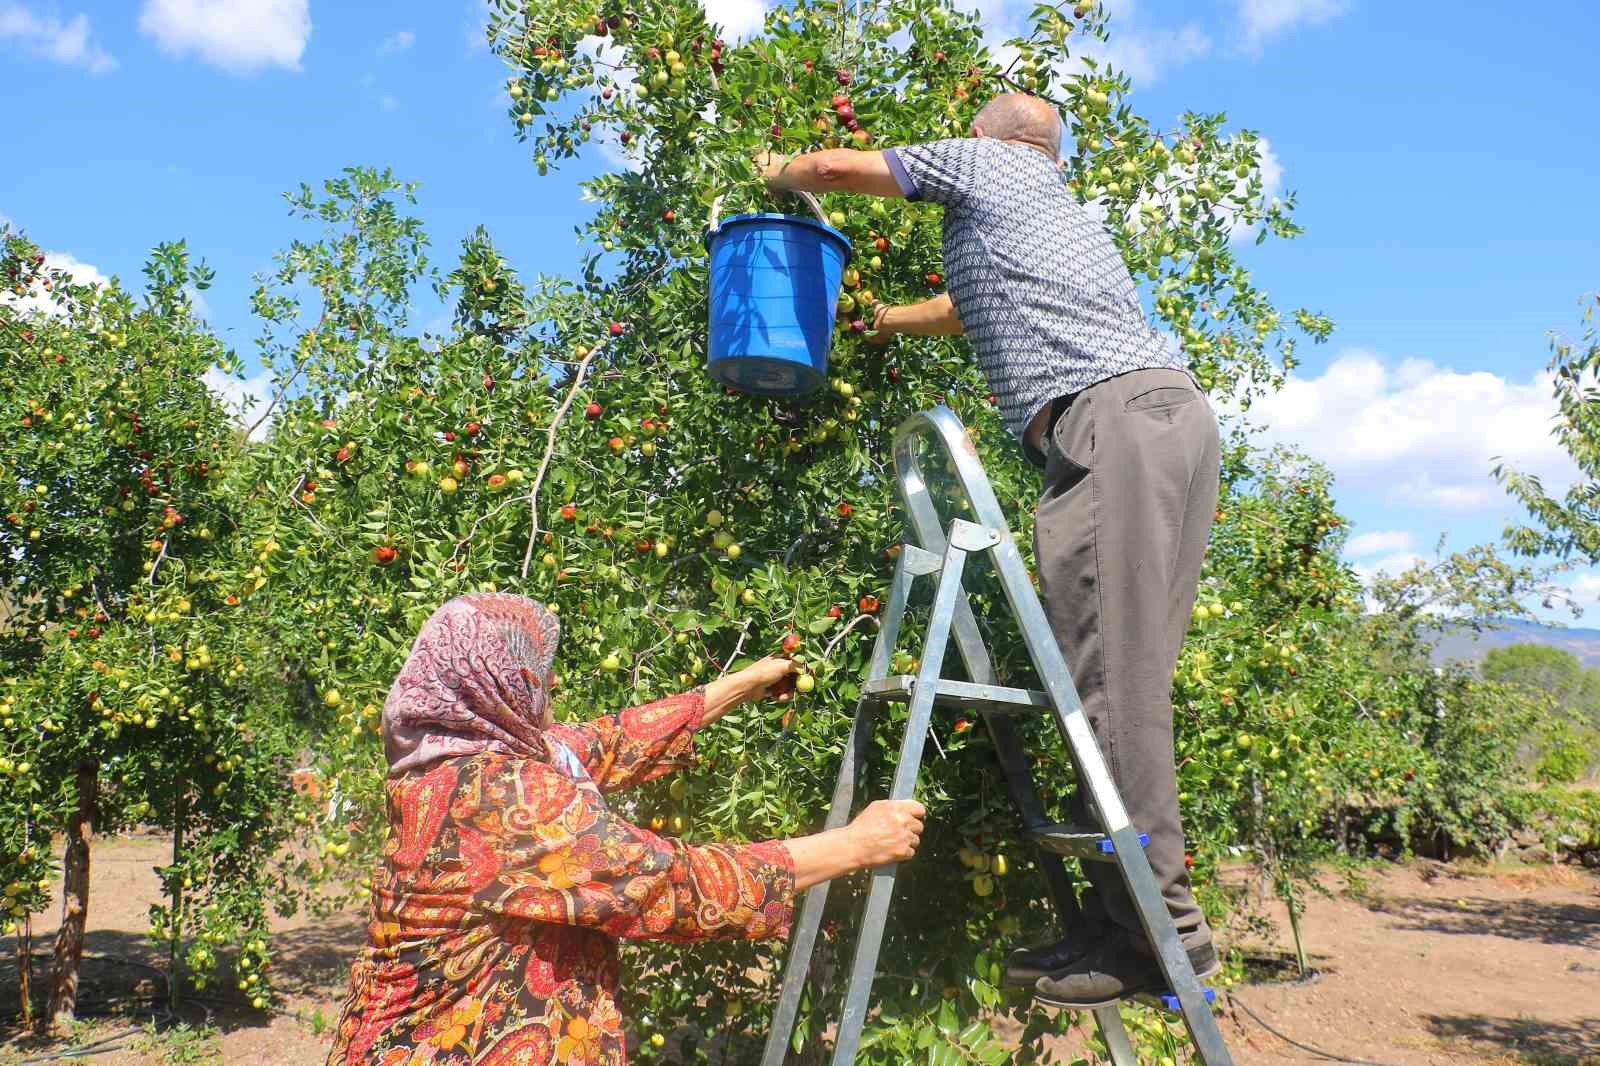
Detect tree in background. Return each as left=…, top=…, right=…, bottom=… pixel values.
left=1501, top=293, right=1600, bottom=564
left=1496, top=291, right=1600, bottom=786
left=1480, top=644, right=1600, bottom=783
left=0, top=232, right=302, bottom=1027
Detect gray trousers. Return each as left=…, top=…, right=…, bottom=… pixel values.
left=1032, top=368, right=1220, bottom=945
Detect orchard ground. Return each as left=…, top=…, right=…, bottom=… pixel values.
left=2, top=830, right=1596, bottom=1066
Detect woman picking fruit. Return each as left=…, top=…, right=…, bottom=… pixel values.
left=326, top=593, right=924, bottom=1065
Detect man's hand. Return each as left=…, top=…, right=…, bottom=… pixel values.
left=864, top=303, right=896, bottom=347
left=754, top=150, right=794, bottom=191
left=750, top=148, right=904, bottom=198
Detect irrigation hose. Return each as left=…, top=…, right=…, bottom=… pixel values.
left=1227, top=991, right=1401, bottom=1066
left=8, top=953, right=179, bottom=1065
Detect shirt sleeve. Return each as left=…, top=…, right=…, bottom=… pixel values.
left=884, top=138, right=997, bottom=207
left=456, top=755, right=796, bottom=944
left=544, top=688, right=706, bottom=794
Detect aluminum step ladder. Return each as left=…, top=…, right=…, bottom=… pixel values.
left=760, top=406, right=1234, bottom=1066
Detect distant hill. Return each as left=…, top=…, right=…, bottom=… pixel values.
left=1429, top=617, right=1600, bottom=669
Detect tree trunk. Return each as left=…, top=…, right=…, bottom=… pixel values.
left=168, top=789, right=187, bottom=1011
left=48, top=760, right=97, bottom=1032
left=18, top=913, right=34, bottom=1030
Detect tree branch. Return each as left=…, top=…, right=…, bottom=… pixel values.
left=823, top=612, right=880, bottom=662
left=521, top=340, right=604, bottom=578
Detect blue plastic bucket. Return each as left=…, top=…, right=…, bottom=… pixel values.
left=706, top=212, right=853, bottom=397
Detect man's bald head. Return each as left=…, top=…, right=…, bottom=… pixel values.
left=971, top=93, right=1061, bottom=159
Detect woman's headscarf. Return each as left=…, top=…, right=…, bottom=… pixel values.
left=381, top=593, right=561, bottom=774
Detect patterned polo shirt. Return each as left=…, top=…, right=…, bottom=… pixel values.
left=883, top=137, right=1185, bottom=463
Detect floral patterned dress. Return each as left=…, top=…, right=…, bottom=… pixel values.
left=326, top=689, right=796, bottom=1066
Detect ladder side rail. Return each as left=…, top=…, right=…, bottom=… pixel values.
left=828, top=539, right=972, bottom=1066
left=760, top=549, right=923, bottom=1066
left=1094, top=1006, right=1140, bottom=1066
left=892, top=411, right=1083, bottom=920
left=896, top=408, right=1234, bottom=1065
left=759, top=698, right=878, bottom=1066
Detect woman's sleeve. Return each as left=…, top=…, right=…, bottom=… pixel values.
left=544, top=687, right=706, bottom=793
left=455, top=756, right=794, bottom=944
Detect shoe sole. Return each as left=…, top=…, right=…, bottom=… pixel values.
left=1002, top=969, right=1049, bottom=988
left=1033, top=959, right=1221, bottom=1010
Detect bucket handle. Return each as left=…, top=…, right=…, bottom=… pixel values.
left=708, top=187, right=830, bottom=235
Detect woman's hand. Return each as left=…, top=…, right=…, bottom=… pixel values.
left=844, top=800, right=926, bottom=868
left=785, top=799, right=927, bottom=891
left=702, top=655, right=797, bottom=724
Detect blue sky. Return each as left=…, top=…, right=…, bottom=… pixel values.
left=3, top=0, right=1598, bottom=618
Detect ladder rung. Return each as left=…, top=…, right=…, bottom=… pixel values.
left=1140, top=987, right=1217, bottom=1012
left=1029, top=824, right=1150, bottom=862
left=861, top=675, right=1052, bottom=715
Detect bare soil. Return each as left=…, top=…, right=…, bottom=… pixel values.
left=1, top=835, right=1595, bottom=1064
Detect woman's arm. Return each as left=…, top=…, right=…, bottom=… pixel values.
left=549, top=656, right=795, bottom=793
left=461, top=757, right=925, bottom=942
left=784, top=800, right=926, bottom=892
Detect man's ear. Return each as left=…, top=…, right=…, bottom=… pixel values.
left=972, top=123, right=985, bottom=139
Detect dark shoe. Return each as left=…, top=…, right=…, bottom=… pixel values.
left=1034, top=935, right=1220, bottom=1009
left=1003, top=928, right=1103, bottom=987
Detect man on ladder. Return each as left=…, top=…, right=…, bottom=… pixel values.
left=758, top=91, right=1222, bottom=1008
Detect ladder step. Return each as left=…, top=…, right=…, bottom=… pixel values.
left=1029, top=824, right=1150, bottom=862
left=861, top=675, right=1052, bottom=715
left=1139, top=986, right=1217, bottom=1012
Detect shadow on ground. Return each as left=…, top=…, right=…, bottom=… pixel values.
left=1426, top=1013, right=1600, bottom=1063
left=1374, top=896, right=1600, bottom=946
left=0, top=911, right=365, bottom=1050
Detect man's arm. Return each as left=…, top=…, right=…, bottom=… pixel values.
left=868, top=294, right=964, bottom=342
left=757, top=149, right=906, bottom=199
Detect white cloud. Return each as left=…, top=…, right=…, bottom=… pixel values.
left=0, top=250, right=109, bottom=318
left=1351, top=550, right=1428, bottom=585
left=1071, top=21, right=1211, bottom=86
left=1242, top=349, right=1577, bottom=513
left=203, top=367, right=274, bottom=441
left=183, top=284, right=211, bottom=320
left=379, top=29, right=413, bottom=55
left=359, top=72, right=400, bottom=112
left=138, top=0, right=310, bottom=74
left=1566, top=572, right=1600, bottom=603
left=0, top=5, right=115, bottom=73
left=575, top=37, right=644, bottom=173
left=1238, top=0, right=1346, bottom=50
left=702, top=0, right=767, bottom=41
left=1345, top=530, right=1416, bottom=558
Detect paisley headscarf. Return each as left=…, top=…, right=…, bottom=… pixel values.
left=381, top=593, right=561, bottom=775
